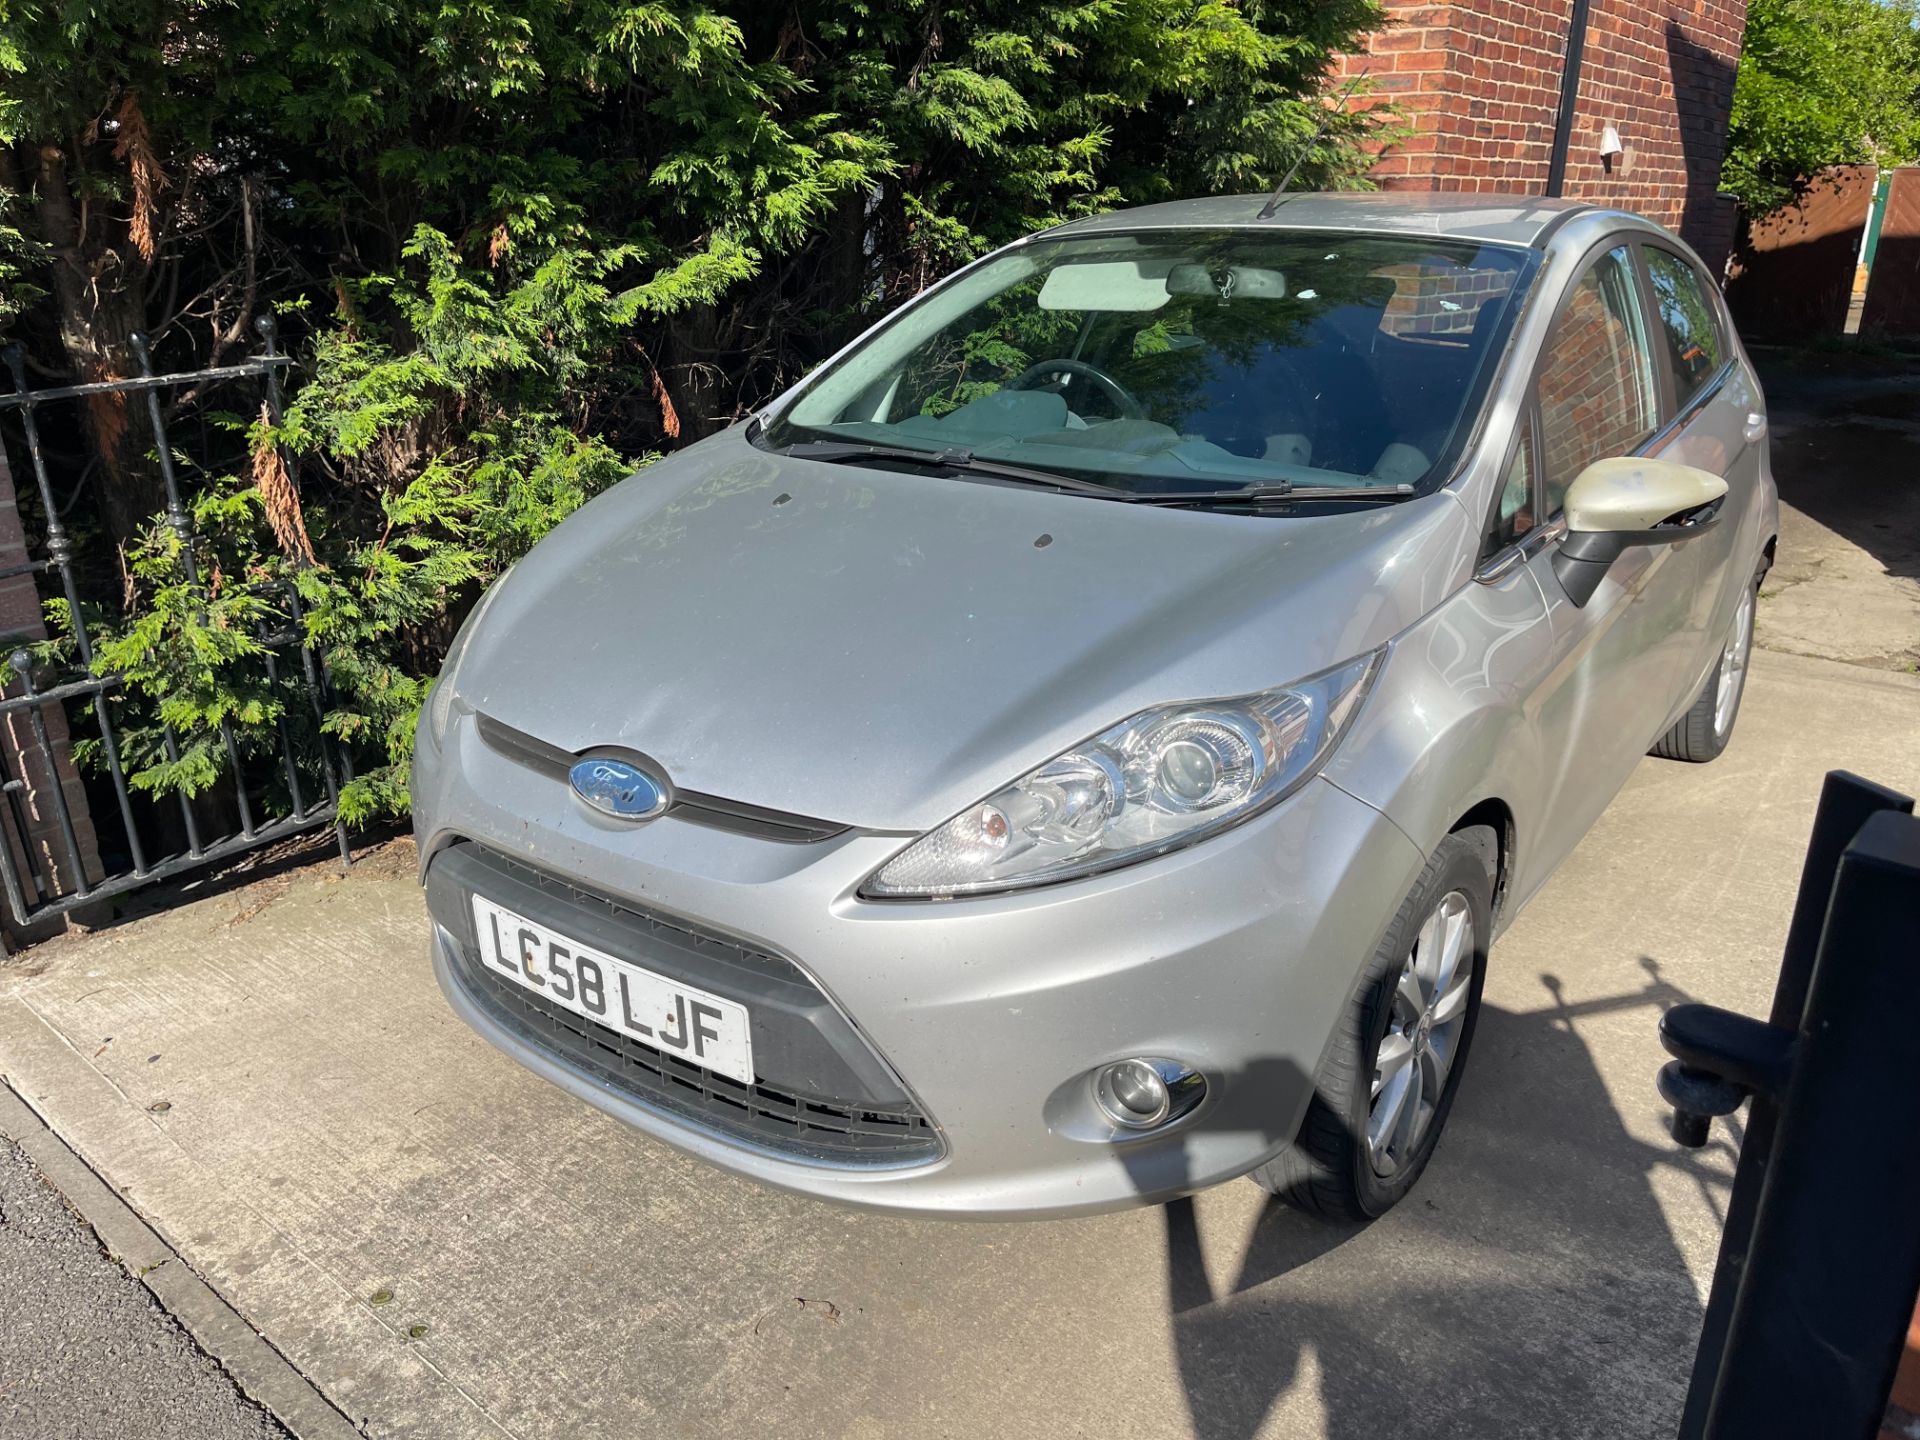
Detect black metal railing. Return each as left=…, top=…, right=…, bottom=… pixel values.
left=0, top=318, right=350, bottom=928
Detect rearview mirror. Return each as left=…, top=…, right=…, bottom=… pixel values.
left=1551, top=457, right=1729, bottom=607
left=1166, top=264, right=1289, bottom=300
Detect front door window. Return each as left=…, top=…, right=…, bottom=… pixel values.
left=1534, top=246, right=1660, bottom=514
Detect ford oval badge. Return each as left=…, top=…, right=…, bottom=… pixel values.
left=569, top=758, right=669, bottom=821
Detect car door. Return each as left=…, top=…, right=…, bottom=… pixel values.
left=1509, top=240, right=1706, bottom=897
left=1635, top=241, right=1755, bottom=699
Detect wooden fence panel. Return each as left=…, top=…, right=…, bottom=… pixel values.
left=1860, top=168, right=1920, bottom=341
left=1726, top=166, right=1877, bottom=343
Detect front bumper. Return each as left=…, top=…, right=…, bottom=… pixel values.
left=414, top=713, right=1426, bottom=1218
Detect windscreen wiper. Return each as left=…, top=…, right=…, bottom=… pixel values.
left=776, top=442, right=1419, bottom=508
left=1137, top=483, right=1418, bottom=509
left=776, top=440, right=1124, bottom=498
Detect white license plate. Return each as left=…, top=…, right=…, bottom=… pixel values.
left=469, top=895, right=755, bottom=1085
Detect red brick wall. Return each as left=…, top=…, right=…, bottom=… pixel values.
left=0, top=442, right=104, bottom=929
left=1340, top=1, right=1747, bottom=270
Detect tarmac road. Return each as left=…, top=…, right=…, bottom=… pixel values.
left=0, top=1138, right=287, bottom=1440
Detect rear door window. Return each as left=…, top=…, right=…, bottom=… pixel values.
left=1643, top=247, right=1726, bottom=411
left=1534, top=245, right=1660, bottom=515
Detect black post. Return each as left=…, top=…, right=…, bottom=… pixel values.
left=1675, top=771, right=1916, bottom=1437
left=254, top=315, right=296, bottom=497
left=255, top=319, right=351, bottom=868
left=0, top=738, right=42, bottom=924
left=280, top=573, right=354, bottom=870
left=1, top=346, right=148, bottom=876
left=1701, top=809, right=1920, bottom=1436
left=1545, top=0, right=1592, bottom=198
left=255, top=615, right=307, bottom=818
left=129, top=331, right=257, bottom=840
left=160, top=726, right=205, bottom=858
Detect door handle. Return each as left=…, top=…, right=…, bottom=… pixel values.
left=1743, top=412, right=1767, bottom=444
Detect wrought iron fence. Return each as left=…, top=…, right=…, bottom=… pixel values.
left=0, top=318, right=350, bottom=929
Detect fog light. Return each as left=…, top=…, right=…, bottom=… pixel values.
left=1093, top=1058, right=1205, bottom=1131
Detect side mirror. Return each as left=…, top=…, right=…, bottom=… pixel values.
left=1551, top=457, right=1729, bottom=607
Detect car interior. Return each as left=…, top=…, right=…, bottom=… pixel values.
left=861, top=241, right=1527, bottom=492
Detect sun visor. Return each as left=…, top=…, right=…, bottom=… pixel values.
left=1037, top=259, right=1174, bottom=312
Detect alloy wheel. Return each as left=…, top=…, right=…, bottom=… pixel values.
left=1713, top=586, right=1755, bottom=741
left=1368, top=889, right=1475, bottom=1178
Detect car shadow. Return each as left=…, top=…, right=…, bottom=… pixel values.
left=1139, top=960, right=1729, bottom=1439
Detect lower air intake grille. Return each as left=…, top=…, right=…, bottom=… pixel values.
left=433, top=843, right=941, bottom=1168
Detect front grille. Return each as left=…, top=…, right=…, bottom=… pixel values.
left=474, top=712, right=849, bottom=843
left=435, top=845, right=942, bottom=1168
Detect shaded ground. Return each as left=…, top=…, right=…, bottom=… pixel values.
left=1752, top=349, right=1920, bottom=670
left=0, top=1138, right=288, bottom=1440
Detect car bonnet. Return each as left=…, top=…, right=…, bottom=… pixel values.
left=448, top=430, right=1475, bottom=833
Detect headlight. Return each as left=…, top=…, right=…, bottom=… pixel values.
left=863, top=651, right=1382, bottom=898
left=426, top=568, right=512, bottom=747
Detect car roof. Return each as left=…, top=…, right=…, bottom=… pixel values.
left=1043, top=192, right=1596, bottom=249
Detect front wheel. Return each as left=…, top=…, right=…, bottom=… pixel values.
left=1251, top=827, right=1495, bottom=1220
left=1652, top=577, right=1757, bottom=763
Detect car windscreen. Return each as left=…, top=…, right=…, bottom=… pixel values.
left=761, top=229, right=1532, bottom=496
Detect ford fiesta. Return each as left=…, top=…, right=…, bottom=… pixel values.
left=412, top=193, right=1776, bottom=1220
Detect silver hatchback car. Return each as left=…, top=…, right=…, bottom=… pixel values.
left=412, top=194, right=1776, bottom=1220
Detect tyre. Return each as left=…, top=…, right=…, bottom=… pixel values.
left=1251, top=826, right=1495, bottom=1221
left=1651, top=577, right=1757, bottom=763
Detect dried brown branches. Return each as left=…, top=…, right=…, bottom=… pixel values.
left=252, top=402, right=316, bottom=566
left=112, top=91, right=167, bottom=264
left=651, top=366, right=680, bottom=440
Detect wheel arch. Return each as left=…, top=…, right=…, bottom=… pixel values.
left=1447, top=799, right=1515, bottom=932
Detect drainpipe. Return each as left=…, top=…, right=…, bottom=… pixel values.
left=1545, top=0, right=1593, bottom=197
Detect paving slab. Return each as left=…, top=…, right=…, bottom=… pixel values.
left=2, top=646, right=1913, bottom=1439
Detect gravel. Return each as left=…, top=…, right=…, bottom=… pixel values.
left=0, top=1139, right=289, bottom=1440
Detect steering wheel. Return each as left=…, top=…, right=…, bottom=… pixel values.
left=1005, top=358, right=1146, bottom=421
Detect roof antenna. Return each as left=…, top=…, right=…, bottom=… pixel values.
left=1257, top=68, right=1369, bottom=219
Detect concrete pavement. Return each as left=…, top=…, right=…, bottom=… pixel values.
left=1, top=645, right=1913, bottom=1439
left=1752, top=351, right=1920, bottom=671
